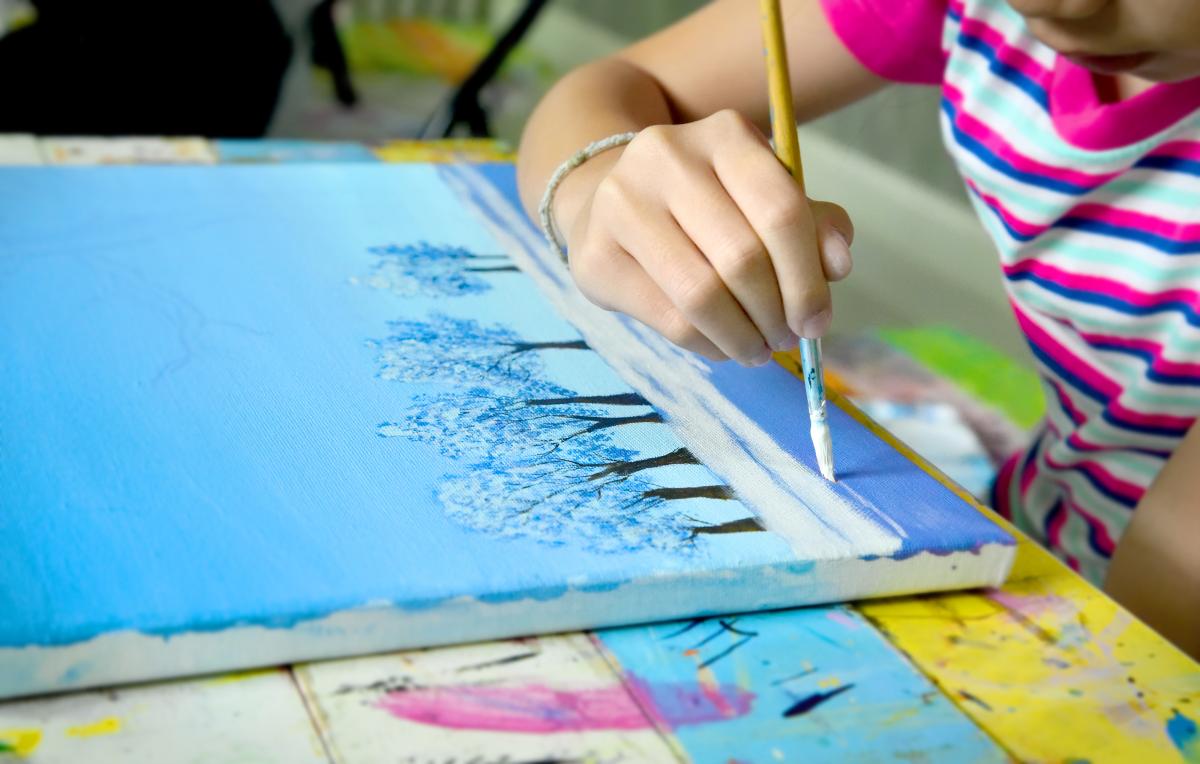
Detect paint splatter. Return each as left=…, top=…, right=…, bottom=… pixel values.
left=375, top=680, right=754, bottom=732
left=65, top=716, right=122, bottom=738
left=958, top=689, right=994, bottom=712
left=988, top=590, right=1075, bottom=620
left=208, top=668, right=278, bottom=685
left=1167, top=709, right=1200, bottom=762
left=782, top=684, right=854, bottom=717
left=826, top=610, right=861, bottom=630
left=0, top=728, right=42, bottom=756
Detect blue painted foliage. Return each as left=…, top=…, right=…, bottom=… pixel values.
left=364, top=243, right=764, bottom=553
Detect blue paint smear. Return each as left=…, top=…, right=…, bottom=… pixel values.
left=1167, top=709, right=1199, bottom=758
left=214, top=138, right=378, bottom=164
left=597, top=608, right=1006, bottom=762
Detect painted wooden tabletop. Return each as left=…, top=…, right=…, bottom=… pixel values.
left=1, top=135, right=1198, bottom=763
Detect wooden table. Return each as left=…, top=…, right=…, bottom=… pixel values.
left=1, top=135, right=1197, bottom=763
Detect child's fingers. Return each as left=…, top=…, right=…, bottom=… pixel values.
left=609, top=201, right=772, bottom=365
left=715, top=145, right=832, bottom=339
left=571, top=243, right=728, bottom=361
left=810, top=200, right=855, bottom=282
left=669, top=172, right=795, bottom=352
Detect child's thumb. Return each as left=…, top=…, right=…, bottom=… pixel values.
left=809, top=200, right=855, bottom=282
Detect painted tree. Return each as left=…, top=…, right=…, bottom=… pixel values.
left=371, top=313, right=588, bottom=389
left=364, top=243, right=765, bottom=553
left=378, top=385, right=663, bottom=461
left=359, top=242, right=517, bottom=298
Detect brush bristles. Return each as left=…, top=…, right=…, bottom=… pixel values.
left=811, top=420, right=836, bottom=482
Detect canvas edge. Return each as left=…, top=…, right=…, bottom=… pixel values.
left=0, top=542, right=1013, bottom=700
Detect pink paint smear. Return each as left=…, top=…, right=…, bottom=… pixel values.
left=376, top=679, right=754, bottom=733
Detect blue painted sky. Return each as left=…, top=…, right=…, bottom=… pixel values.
left=0, top=165, right=794, bottom=648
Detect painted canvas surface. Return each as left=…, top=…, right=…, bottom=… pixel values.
left=0, top=164, right=1013, bottom=699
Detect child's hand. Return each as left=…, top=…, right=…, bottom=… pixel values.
left=565, top=110, right=854, bottom=365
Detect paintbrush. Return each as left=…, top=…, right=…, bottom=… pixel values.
left=760, top=0, right=836, bottom=481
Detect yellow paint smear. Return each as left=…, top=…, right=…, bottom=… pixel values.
left=859, top=569, right=1200, bottom=762
left=65, top=716, right=121, bottom=739
left=0, top=728, right=42, bottom=756
left=207, top=667, right=278, bottom=685
left=374, top=139, right=515, bottom=164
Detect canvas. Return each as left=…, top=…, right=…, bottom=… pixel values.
left=0, top=163, right=1014, bottom=699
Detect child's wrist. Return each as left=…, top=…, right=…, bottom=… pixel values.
left=552, top=149, right=625, bottom=244
left=539, top=131, right=638, bottom=262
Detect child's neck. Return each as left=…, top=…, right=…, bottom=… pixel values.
left=1093, top=72, right=1157, bottom=103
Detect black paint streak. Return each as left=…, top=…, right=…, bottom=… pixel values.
left=770, top=667, right=817, bottom=686
left=525, top=392, right=650, bottom=407
left=782, top=683, right=855, bottom=717
left=455, top=651, right=540, bottom=673
left=720, top=619, right=759, bottom=638
left=464, top=265, right=521, bottom=273
left=958, top=689, right=993, bottom=712
left=662, top=619, right=705, bottom=639
left=699, top=634, right=756, bottom=669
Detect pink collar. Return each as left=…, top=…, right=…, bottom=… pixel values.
left=1049, top=57, right=1200, bottom=151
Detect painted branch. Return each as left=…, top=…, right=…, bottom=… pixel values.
left=559, top=412, right=663, bottom=434
left=503, top=339, right=589, bottom=354
left=464, top=265, right=521, bottom=273
left=525, top=392, right=650, bottom=407
left=587, top=447, right=698, bottom=481
left=644, top=485, right=737, bottom=502
left=689, top=516, right=764, bottom=536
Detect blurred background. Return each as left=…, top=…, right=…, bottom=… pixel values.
left=0, top=0, right=959, bottom=195
left=0, top=0, right=1038, bottom=495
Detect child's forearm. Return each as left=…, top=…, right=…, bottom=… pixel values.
left=516, top=0, right=882, bottom=248
left=1106, top=422, right=1200, bottom=658
left=516, top=57, right=671, bottom=241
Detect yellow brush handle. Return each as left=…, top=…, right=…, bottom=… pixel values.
left=760, top=0, right=805, bottom=190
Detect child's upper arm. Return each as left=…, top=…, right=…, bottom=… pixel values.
left=615, top=0, right=946, bottom=130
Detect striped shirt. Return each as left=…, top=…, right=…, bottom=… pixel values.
left=821, top=0, right=1200, bottom=583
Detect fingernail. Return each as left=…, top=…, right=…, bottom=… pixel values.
left=823, top=229, right=852, bottom=279
left=801, top=309, right=831, bottom=339
left=771, top=331, right=799, bottom=352
left=751, top=347, right=773, bottom=366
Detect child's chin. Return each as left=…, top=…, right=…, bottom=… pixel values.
left=1129, top=55, right=1200, bottom=83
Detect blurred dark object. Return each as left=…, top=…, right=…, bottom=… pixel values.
left=421, top=0, right=548, bottom=139
left=0, top=1, right=292, bottom=136
left=309, top=0, right=356, bottom=108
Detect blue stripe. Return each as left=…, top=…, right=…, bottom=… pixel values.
left=1006, top=270, right=1200, bottom=328
left=942, top=99, right=1091, bottom=195
left=1024, top=338, right=1109, bottom=406
left=1135, top=155, right=1200, bottom=177
left=1087, top=339, right=1200, bottom=387
left=967, top=182, right=1039, bottom=241
left=1041, top=499, right=1064, bottom=540
left=956, top=31, right=1050, bottom=111
left=1053, top=461, right=1138, bottom=509
left=1025, top=345, right=1192, bottom=439
left=969, top=184, right=1200, bottom=256
left=1056, top=217, right=1200, bottom=255
left=1046, top=383, right=1174, bottom=458
left=1100, top=408, right=1193, bottom=438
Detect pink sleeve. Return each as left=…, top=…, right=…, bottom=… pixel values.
left=818, top=0, right=950, bottom=85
